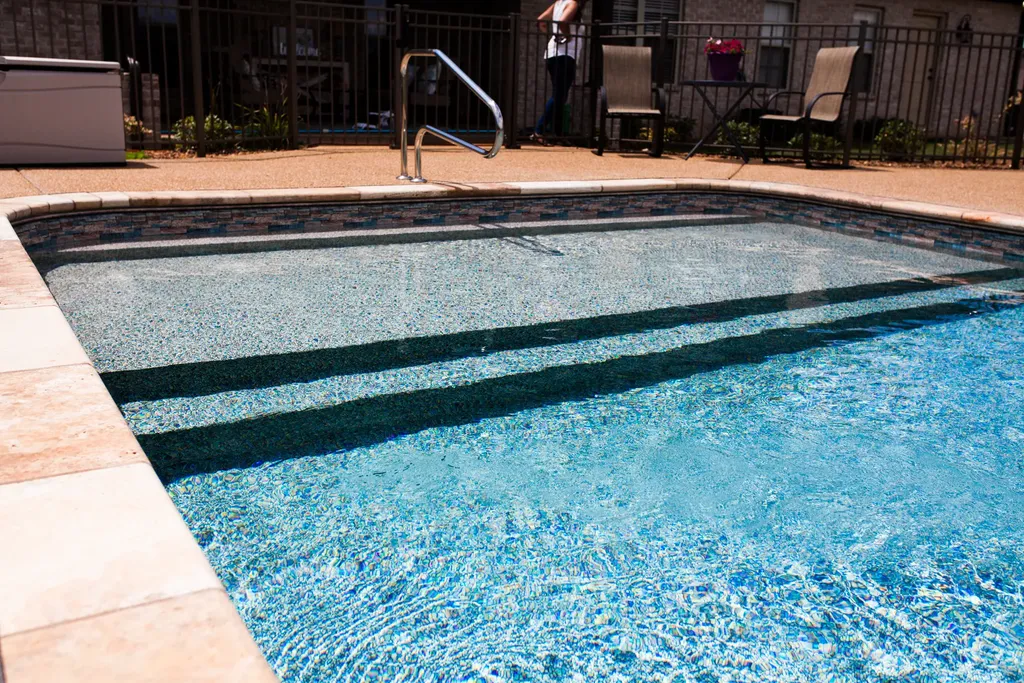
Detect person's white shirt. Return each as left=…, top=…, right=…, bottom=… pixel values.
left=544, top=0, right=582, bottom=61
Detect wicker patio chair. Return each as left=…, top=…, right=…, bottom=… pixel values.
left=758, top=45, right=860, bottom=168
left=595, top=45, right=666, bottom=157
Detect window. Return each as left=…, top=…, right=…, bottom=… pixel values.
left=611, top=0, right=637, bottom=23
left=366, top=0, right=387, bottom=36
left=612, top=0, right=681, bottom=25
left=612, top=0, right=683, bottom=81
left=758, top=1, right=795, bottom=89
left=852, top=7, right=882, bottom=92
left=137, top=0, right=178, bottom=26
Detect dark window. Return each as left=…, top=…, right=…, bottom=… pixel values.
left=137, top=0, right=178, bottom=26
left=851, top=7, right=882, bottom=92
left=758, top=46, right=791, bottom=89
left=613, top=0, right=681, bottom=82
left=758, top=1, right=795, bottom=88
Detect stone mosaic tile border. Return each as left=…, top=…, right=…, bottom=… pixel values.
left=6, top=180, right=1024, bottom=265
left=2, top=178, right=1023, bottom=682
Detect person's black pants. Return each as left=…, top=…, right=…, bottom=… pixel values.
left=536, top=55, right=576, bottom=136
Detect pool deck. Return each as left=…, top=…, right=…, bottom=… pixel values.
left=3, top=146, right=1024, bottom=215
left=1, top=154, right=1023, bottom=682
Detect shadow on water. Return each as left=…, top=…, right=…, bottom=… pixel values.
left=103, top=267, right=1024, bottom=405
left=141, top=295, right=1023, bottom=483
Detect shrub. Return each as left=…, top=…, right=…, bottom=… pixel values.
left=874, top=119, right=923, bottom=160
left=241, top=100, right=290, bottom=150
left=1005, top=90, right=1022, bottom=114
left=852, top=116, right=890, bottom=144
left=123, top=114, right=152, bottom=141
left=957, top=114, right=993, bottom=161
left=714, top=121, right=759, bottom=147
left=171, top=113, right=236, bottom=153
left=639, top=117, right=696, bottom=145
left=787, top=132, right=843, bottom=159
left=1003, top=91, right=1021, bottom=136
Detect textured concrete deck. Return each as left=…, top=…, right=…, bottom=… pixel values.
left=2, top=146, right=1023, bottom=215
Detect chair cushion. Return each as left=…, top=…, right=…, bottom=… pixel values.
left=608, top=106, right=662, bottom=116
left=760, top=112, right=839, bottom=123
left=760, top=114, right=803, bottom=122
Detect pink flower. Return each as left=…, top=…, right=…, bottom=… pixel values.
left=704, top=37, right=745, bottom=55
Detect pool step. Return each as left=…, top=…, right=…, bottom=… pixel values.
left=35, top=214, right=757, bottom=265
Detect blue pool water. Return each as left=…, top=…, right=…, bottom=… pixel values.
left=45, top=221, right=1024, bottom=682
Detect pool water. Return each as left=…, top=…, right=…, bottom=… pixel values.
left=45, top=221, right=1024, bottom=682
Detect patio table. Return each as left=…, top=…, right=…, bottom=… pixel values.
left=682, top=80, right=768, bottom=163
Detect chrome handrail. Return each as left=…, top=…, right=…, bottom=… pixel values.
left=397, top=49, right=503, bottom=183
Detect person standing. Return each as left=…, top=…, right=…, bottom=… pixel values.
left=533, top=0, right=585, bottom=144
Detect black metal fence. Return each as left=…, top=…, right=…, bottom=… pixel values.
left=591, top=20, right=1024, bottom=166
left=2, top=0, right=1023, bottom=167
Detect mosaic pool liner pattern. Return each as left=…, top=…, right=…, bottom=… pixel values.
left=44, top=221, right=1024, bottom=683
left=13, top=191, right=1024, bottom=265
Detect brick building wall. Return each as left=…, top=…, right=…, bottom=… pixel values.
left=0, top=0, right=102, bottom=59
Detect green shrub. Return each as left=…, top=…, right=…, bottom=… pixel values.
left=640, top=117, right=697, bottom=145
left=171, top=113, right=236, bottom=153
left=714, top=121, right=759, bottom=147
left=787, top=132, right=843, bottom=158
left=956, top=114, right=993, bottom=162
left=123, top=114, right=152, bottom=141
left=874, top=119, right=923, bottom=160
left=241, top=100, right=290, bottom=150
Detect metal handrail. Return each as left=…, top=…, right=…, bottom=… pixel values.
left=397, top=49, right=503, bottom=183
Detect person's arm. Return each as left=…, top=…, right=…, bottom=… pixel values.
left=537, top=3, right=554, bottom=33
left=554, top=1, right=580, bottom=38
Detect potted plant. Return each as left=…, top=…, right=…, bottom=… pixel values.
left=704, top=37, right=745, bottom=82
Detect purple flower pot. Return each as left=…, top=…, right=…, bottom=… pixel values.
left=707, top=53, right=743, bottom=81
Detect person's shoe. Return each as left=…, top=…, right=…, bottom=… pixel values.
left=530, top=132, right=551, bottom=146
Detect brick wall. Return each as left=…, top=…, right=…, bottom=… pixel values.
left=0, top=0, right=102, bottom=60
left=122, top=73, right=164, bottom=148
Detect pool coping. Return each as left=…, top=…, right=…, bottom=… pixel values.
left=1, top=178, right=1022, bottom=681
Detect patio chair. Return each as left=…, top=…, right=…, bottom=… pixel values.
left=758, top=45, right=860, bottom=168
left=595, top=45, right=666, bottom=157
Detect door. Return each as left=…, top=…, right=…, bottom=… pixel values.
left=900, top=12, right=944, bottom=133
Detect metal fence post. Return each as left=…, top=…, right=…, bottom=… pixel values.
left=189, top=0, right=205, bottom=157
left=1013, top=19, right=1024, bottom=169
left=589, top=19, right=602, bottom=146
left=1014, top=88, right=1024, bottom=170
left=287, top=0, right=298, bottom=149
left=843, top=21, right=868, bottom=168
left=657, top=17, right=669, bottom=87
left=391, top=4, right=405, bottom=150
left=505, top=12, right=521, bottom=149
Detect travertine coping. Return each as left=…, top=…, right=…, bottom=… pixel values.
left=3, top=179, right=1024, bottom=232
left=1, top=178, right=1022, bottom=682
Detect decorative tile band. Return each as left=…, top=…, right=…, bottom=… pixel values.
left=14, top=191, right=1024, bottom=266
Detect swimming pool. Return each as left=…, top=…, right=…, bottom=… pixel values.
left=45, top=217, right=1024, bottom=682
